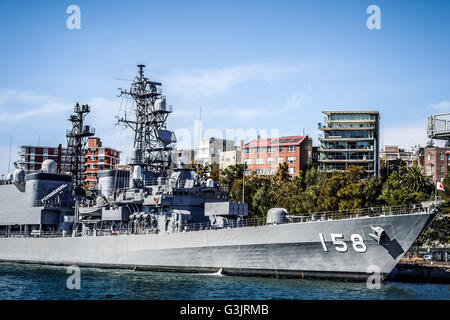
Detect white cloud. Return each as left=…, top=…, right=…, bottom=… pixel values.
left=162, top=63, right=296, bottom=97
left=193, top=89, right=310, bottom=123
left=381, top=124, right=428, bottom=150
left=0, top=89, right=73, bottom=123
left=429, top=100, right=450, bottom=112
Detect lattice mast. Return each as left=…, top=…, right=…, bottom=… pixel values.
left=117, top=65, right=173, bottom=174
left=66, top=103, right=95, bottom=193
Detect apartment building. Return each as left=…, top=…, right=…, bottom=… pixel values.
left=16, top=144, right=70, bottom=173
left=85, top=138, right=121, bottom=188
left=219, top=147, right=242, bottom=170
left=242, top=135, right=312, bottom=176
left=423, top=146, right=450, bottom=183
left=318, top=111, right=380, bottom=177
left=195, top=137, right=235, bottom=165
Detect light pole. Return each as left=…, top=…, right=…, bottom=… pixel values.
left=242, top=163, right=246, bottom=203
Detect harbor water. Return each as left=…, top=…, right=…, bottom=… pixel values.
left=0, top=262, right=448, bottom=300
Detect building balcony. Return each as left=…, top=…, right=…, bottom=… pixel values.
left=324, top=119, right=376, bottom=123
left=319, top=135, right=374, bottom=142
left=318, top=126, right=376, bottom=131
left=319, top=148, right=374, bottom=152
left=318, top=158, right=374, bottom=163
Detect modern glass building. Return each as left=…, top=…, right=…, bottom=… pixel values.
left=318, top=111, right=380, bottom=177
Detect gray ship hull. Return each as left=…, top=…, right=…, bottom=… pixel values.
left=0, top=212, right=435, bottom=281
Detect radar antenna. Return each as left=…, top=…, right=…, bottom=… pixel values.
left=117, top=64, right=175, bottom=174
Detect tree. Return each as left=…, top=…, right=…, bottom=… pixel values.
left=219, top=164, right=245, bottom=192
left=336, top=166, right=365, bottom=211
left=379, top=172, right=427, bottom=206
left=362, top=175, right=383, bottom=207
left=317, top=171, right=343, bottom=212
left=403, top=165, right=433, bottom=194
left=210, top=163, right=220, bottom=181
left=251, top=176, right=277, bottom=218
left=380, top=158, right=406, bottom=181
left=187, top=162, right=210, bottom=180
left=273, top=163, right=291, bottom=185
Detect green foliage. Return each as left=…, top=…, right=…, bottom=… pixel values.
left=186, top=162, right=210, bottom=180
left=414, top=214, right=450, bottom=247
left=403, top=165, right=433, bottom=194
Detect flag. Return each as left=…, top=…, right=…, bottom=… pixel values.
left=437, top=181, right=445, bottom=191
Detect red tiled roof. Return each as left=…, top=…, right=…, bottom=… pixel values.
left=244, top=136, right=307, bottom=148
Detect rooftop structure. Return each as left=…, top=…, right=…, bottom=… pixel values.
left=380, top=145, right=416, bottom=167
left=318, top=110, right=380, bottom=176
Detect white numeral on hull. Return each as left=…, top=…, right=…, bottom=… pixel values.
left=319, top=233, right=367, bottom=253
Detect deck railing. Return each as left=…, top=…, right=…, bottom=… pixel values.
left=0, top=202, right=439, bottom=239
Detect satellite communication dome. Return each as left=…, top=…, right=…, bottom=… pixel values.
left=41, top=159, right=57, bottom=174
left=13, top=169, right=25, bottom=183
left=206, top=178, right=214, bottom=188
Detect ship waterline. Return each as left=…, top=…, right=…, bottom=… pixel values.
left=0, top=211, right=436, bottom=281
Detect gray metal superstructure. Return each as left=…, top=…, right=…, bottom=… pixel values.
left=0, top=65, right=439, bottom=282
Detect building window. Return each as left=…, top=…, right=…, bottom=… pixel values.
left=278, top=147, right=284, bottom=153
left=441, top=166, right=444, bottom=173
left=245, top=159, right=252, bottom=165
left=288, top=167, right=295, bottom=174
left=440, top=153, right=444, bottom=161
left=255, top=168, right=263, bottom=175
left=287, top=156, right=296, bottom=163
left=267, top=147, right=273, bottom=153
left=256, top=147, right=263, bottom=154
left=287, top=146, right=296, bottom=152
left=245, top=148, right=250, bottom=154
left=267, top=157, right=274, bottom=164
left=278, top=157, right=284, bottom=164
left=256, top=158, right=263, bottom=165
left=266, top=168, right=274, bottom=174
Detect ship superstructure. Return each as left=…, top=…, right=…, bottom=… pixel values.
left=0, top=65, right=439, bottom=282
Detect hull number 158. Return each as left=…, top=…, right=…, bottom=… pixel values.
left=319, top=233, right=367, bottom=253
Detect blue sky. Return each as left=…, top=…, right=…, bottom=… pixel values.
left=0, top=0, right=449, bottom=174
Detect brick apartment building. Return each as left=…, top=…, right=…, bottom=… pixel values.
left=424, top=146, right=450, bottom=183
left=242, top=135, right=313, bottom=176
left=85, top=138, right=121, bottom=188
left=17, top=144, right=70, bottom=173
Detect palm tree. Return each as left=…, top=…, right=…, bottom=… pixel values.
left=403, top=165, right=433, bottom=194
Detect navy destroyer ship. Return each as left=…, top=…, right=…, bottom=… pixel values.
left=0, top=65, right=439, bottom=281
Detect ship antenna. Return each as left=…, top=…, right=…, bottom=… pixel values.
left=117, top=64, right=174, bottom=175
left=66, top=102, right=95, bottom=194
